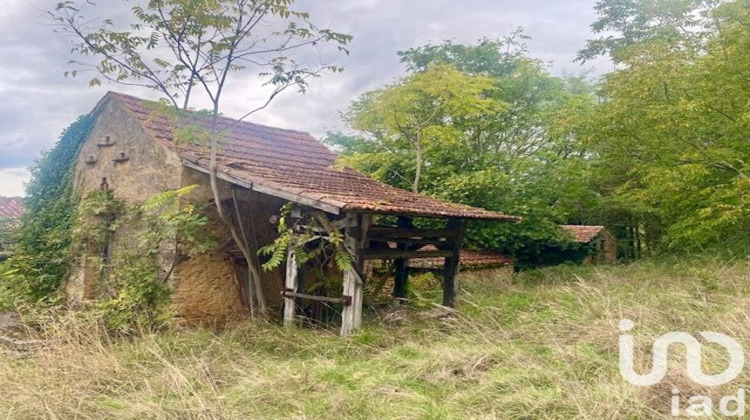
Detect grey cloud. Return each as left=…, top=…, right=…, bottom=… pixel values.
left=0, top=0, right=608, bottom=175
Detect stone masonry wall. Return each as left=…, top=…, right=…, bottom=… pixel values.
left=66, top=97, right=182, bottom=302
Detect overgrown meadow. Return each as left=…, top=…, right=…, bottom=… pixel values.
left=2, top=256, right=750, bottom=419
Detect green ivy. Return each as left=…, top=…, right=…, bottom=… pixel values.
left=76, top=185, right=214, bottom=336
left=1, top=113, right=98, bottom=307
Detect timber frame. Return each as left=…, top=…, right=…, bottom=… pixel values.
left=279, top=208, right=469, bottom=336
left=67, top=92, right=518, bottom=334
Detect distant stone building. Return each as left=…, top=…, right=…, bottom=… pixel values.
left=559, top=225, right=617, bottom=265
left=0, top=197, right=24, bottom=261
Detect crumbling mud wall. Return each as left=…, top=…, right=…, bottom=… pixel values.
left=172, top=167, right=287, bottom=323
left=170, top=250, right=247, bottom=326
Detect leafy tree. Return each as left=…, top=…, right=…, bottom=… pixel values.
left=331, top=38, right=599, bottom=264
left=583, top=0, right=750, bottom=251
left=49, top=0, right=351, bottom=311
left=343, top=64, right=501, bottom=193
left=577, top=0, right=711, bottom=63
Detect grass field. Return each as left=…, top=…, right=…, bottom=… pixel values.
left=2, top=256, right=750, bottom=419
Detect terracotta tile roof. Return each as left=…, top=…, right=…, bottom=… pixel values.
left=107, top=92, right=518, bottom=221
left=406, top=245, right=514, bottom=269
left=0, top=197, right=24, bottom=229
left=559, top=225, right=605, bottom=243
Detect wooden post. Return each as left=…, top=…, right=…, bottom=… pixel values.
left=283, top=248, right=298, bottom=326
left=341, top=269, right=361, bottom=337
left=442, top=218, right=467, bottom=308
left=341, top=213, right=371, bottom=337
left=393, top=216, right=412, bottom=299
left=393, top=259, right=409, bottom=299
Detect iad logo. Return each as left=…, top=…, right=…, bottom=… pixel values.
left=618, top=319, right=746, bottom=417
left=618, top=319, right=744, bottom=386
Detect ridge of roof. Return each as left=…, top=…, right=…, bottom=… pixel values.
left=105, top=92, right=314, bottom=137
left=0, top=197, right=25, bottom=228
left=559, top=225, right=605, bottom=243
left=105, top=92, right=519, bottom=221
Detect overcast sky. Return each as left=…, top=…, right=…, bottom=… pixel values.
left=0, top=0, right=611, bottom=197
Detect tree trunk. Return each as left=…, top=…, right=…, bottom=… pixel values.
left=208, top=108, right=267, bottom=312
left=413, top=130, right=422, bottom=194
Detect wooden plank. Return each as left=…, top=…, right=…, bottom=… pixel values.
left=408, top=267, right=446, bottom=276
left=363, top=249, right=453, bottom=260
left=367, top=226, right=458, bottom=240
left=442, top=219, right=467, bottom=308
left=182, top=159, right=342, bottom=215
left=369, top=237, right=448, bottom=246
left=341, top=213, right=371, bottom=337
left=283, top=249, right=298, bottom=326
left=281, top=290, right=350, bottom=305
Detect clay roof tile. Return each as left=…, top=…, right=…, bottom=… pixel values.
left=559, top=225, right=605, bottom=243
left=0, top=197, right=24, bottom=229
left=108, top=92, right=519, bottom=221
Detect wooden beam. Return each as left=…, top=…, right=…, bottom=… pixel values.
left=182, top=159, right=342, bottom=215
left=392, top=217, right=412, bottom=299
left=369, top=237, right=448, bottom=247
left=393, top=258, right=409, bottom=299
left=367, top=226, right=458, bottom=240
left=341, top=213, right=371, bottom=337
left=281, top=290, right=351, bottom=305
left=442, top=219, right=467, bottom=308
left=362, top=249, right=453, bottom=260
left=283, top=248, right=298, bottom=326
left=408, top=267, right=446, bottom=276
left=341, top=269, right=361, bottom=337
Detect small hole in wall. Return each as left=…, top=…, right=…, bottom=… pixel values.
left=100, top=177, right=110, bottom=190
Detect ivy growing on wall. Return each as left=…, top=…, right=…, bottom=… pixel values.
left=1, top=113, right=99, bottom=307
left=73, top=186, right=214, bottom=335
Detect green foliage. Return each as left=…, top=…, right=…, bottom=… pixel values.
left=330, top=37, right=598, bottom=264
left=1, top=113, right=98, bottom=307
left=577, top=0, right=710, bottom=63
left=584, top=0, right=750, bottom=251
left=71, top=189, right=124, bottom=254
left=83, top=185, right=214, bottom=335
left=259, top=205, right=352, bottom=274
left=0, top=218, right=15, bottom=251
left=50, top=0, right=352, bottom=111
left=344, top=63, right=502, bottom=194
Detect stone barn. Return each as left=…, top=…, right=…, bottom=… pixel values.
left=66, top=92, right=518, bottom=335
left=559, top=225, right=617, bottom=265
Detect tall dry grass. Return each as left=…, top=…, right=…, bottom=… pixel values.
left=1, top=255, right=750, bottom=419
